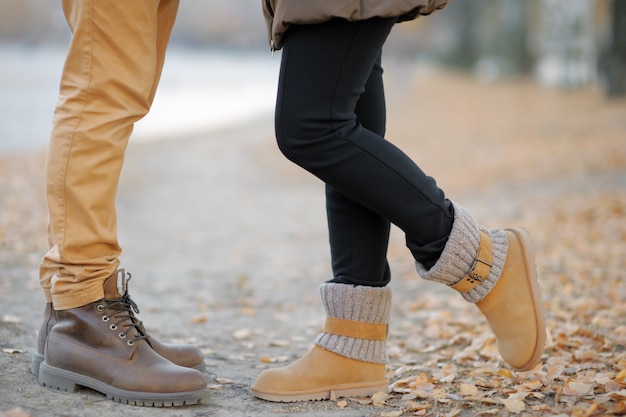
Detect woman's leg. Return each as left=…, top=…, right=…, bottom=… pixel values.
left=253, top=17, right=433, bottom=402
left=275, top=17, right=454, bottom=269
left=326, top=53, right=392, bottom=287
left=254, top=19, right=545, bottom=403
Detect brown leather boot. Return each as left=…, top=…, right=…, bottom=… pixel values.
left=252, top=284, right=390, bottom=402
left=32, top=304, right=205, bottom=376
left=32, top=272, right=205, bottom=376
left=31, top=302, right=57, bottom=376
left=38, top=272, right=208, bottom=406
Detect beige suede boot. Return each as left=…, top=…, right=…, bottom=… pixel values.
left=251, top=283, right=390, bottom=402
left=417, top=203, right=546, bottom=371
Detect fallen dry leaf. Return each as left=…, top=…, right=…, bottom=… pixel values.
left=268, top=339, right=290, bottom=347
left=1, top=315, right=22, bottom=324
left=562, top=381, right=594, bottom=396
left=232, top=328, right=251, bottom=340
left=371, top=391, right=389, bottom=406
left=459, top=383, right=478, bottom=396
left=2, top=348, right=25, bottom=354
left=500, top=398, right=525, bottom=414
left=215, top=377, right=233, bottom=384
left=0, top=408, right=32, bottom=417
left=190, top=315, right=208, bottom=324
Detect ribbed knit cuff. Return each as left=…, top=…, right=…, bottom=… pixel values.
left=314, top=283, right=391, bottom=364
left=416, top=202, right=508, bottom=303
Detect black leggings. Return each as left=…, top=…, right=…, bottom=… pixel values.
left=276, top=17, right=454, bottom=286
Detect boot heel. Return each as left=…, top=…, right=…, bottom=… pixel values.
left=331, top=382, right=389, bottom=400
left=39, top=362, right=79, bottom=392
left=30, top=352, right=43, bottom=377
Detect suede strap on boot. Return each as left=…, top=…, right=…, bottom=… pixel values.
left=450, top=230, right=493, bottom=293
left=416, top=202, right=508, bottom=303
left=315, top=283, right=391, bottom=363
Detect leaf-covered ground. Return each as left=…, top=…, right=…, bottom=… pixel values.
left=1, top=68, right=625, bottom=417
left=376, top=69, right=626, bottom=416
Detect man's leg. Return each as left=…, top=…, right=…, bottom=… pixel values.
left=40, top=0, right=178, bottom=308
left=35, top=0, right=207, bottom=406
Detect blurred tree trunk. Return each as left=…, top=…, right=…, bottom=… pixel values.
left=604, top=0, right=626, bottom=96
left=472, top=0, right=531, bottom=80
left=443, top=0, right=531, bottom=80
left=531, top=0, right=596, bottom=88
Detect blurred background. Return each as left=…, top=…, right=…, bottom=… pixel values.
left=0, top=0, right=624, bottom=153
left=0, top=4, right=625, bottom=415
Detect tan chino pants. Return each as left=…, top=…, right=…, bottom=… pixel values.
left=40, top=0, right=179, bottom=310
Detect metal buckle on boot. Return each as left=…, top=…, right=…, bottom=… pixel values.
left=451, top=230, right=494, bottom=294
left=468, top=257, right=492, bottom=282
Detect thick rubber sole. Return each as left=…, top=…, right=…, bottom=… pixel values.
left=251, top=381, right=389, bottom=402
left=39, top=361, right=208, bottom=407
left=31, top=351, right=205, bottom=376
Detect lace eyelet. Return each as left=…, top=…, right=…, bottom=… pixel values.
left=97, top=305, right=105, bottom=312
left=127, top=340, right=135, bottom=346
left=110, top=324, right=117, bottom=330
left=101, top=315, right=110, bottom=322
left=119, top=332, right=126, bottom=339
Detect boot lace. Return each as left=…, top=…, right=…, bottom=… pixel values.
left=99, top=273, right=148, bottom=346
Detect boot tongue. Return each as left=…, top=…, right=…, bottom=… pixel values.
left=103, top=269, right=128, bottom=298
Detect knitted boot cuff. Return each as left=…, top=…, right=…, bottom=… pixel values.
left=314, top=283, right=390, bottom=364
left=416, top=202, right=508, bottom=303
